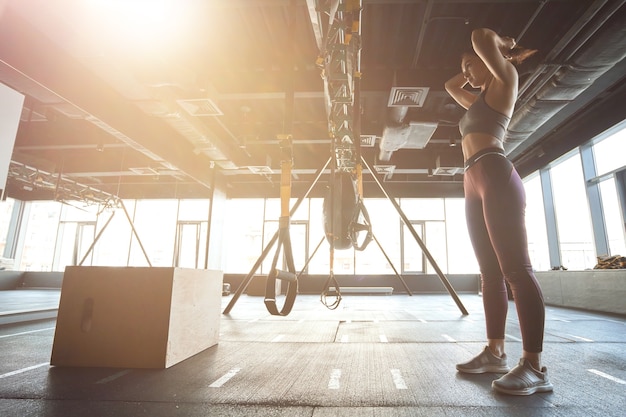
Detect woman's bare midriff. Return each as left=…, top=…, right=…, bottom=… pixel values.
left=462, top=133, right=505, bottom=161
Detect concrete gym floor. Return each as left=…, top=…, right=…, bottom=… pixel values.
left=1, top=290, right=625, bottom=416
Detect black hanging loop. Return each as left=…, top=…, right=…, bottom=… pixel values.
left=264, top=215, right=298, bottom=316
left=349, top=198, right=373, bottom=251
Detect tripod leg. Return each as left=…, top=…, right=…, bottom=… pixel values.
left=361, top=156, right=469, bottom=315
left=371, top=233, right=413, bottom=296
left=223, top=231, right=280, bottom=315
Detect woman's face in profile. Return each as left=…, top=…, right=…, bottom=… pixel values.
left=461, top=54, right=487, bottom=88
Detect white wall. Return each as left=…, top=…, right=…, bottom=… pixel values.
left=0, top=82, right=24, bottom=199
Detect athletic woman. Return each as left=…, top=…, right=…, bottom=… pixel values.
left=445, top=28, right=553, bottom=396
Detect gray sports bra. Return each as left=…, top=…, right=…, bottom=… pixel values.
left=458, top=92, right=510, bottom=141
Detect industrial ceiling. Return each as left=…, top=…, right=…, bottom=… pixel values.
left=1, top=0, right=626, bottom=204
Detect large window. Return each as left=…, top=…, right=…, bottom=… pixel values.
left=0, top=198, right=15, bottom=261
left=550, top=152, right=596, bottom=270
left=445, top=199, right=478, bottom=274
left=400, top=199, right=448, bottom=274
left=174, top=199, right=210, bottom=268
left=355, top=199, right=401, bottom=275
left=599, top=179, right=626, bottom=256
left=52, top=203, right=100, bottom=270
left=92, top=201, right=134, bottom=267
left=593, top=124, right=626, bottom=175
left=592, top=126, right=626, bottom=257
left=222, top=199, right=264, bottom=274
left=128, top=200, right=178, bottom=266
left=18, top=202, right=61, bottom=271
left=524, top=173, right=551, bottom=271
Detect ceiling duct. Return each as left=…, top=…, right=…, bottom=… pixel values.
left=433, top=153, right=464, bottom=176
left=141, top=85, right=243, bottom=169
left=360, top=135, right=376, bottom=147
left=373, top=164, right=395, bottom=180
left=379, top=87, right=436, bottom=161
left=379, top=121, right=438, bottom=161
left=176, top=98, right=224, bottom=117
left=506, top=2, right=626, bottom=155
left=247, top=166, right=274, bottom=175
left=388, top=87, right=429, bottom=107
left=128, top=167, right=160, bottom=176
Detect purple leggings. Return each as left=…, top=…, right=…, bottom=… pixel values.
left=464, top=148, right=545, bottom=353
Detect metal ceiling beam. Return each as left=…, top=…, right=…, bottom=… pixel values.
left=411, top=0, right=434, bottom=69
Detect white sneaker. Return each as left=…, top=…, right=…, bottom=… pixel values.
left=492, top=358, right=554, bottom=395
left=456, top=346, right=510, bottom=374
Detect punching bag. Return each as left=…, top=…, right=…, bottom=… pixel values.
left=323, top=172, right=358, bottom=250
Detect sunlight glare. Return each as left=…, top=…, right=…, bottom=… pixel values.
left=88, top=0, right=183, bottom=45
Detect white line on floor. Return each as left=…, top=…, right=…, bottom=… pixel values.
left=554, top=319, right=571, bottom=323
left=505, top=334, right=522, bottom=342
left=588, top=369, right=626, bottom=385
left=328, top=369, right=341, bottom=389
left=340, top=335, right=349, bottom=343
left=96, top=370, right=132, bottom=384
left=0, top=327, right=56, bottom=339
left=379, top=334, right=388, bottom=343
left=568, top=334, right=594, bottom=342
left=418, top=319, right=427, bottom=323
left=209, top=368, right=241, bottom=388
left=298, top=319, right=305, bottom=324
left=271, top=334, right=284, bottom=343
left=390, top=369, right=408, bottom=389
left=0, top=362, right=48, bottom=379
left=248, top=318, right=259, bottom=323
left=441, top=334, right=456, bottom=342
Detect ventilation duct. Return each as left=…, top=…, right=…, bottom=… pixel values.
left=360, top=135, right=376, bottom=147
left=176, top=98, right=224, bottom=117
left=433, top=154, right=463, bottom=176
left=379, top=87, right=436, bottom=161
left=505, top=5, right=626, bottom=154
left=129, top=167, right=160, bottom=176
left=388, top=87, right=429, bottom=107
left=379, top=121, right=438, bottom=161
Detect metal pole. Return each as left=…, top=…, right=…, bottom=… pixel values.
left=361, top=156, right=468, bottom=315
left=120, top=199, right=152, bottom=267
left=78, top=210, right=115, bottom=266
left=371, top=233, right=413, bottom=296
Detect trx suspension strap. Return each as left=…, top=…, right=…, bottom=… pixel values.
left=264, top=136, right=298, bottom=316
left=264, top=0, right=299, bottom=316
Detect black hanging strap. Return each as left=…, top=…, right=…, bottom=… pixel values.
left=264, top=137, right=298, bottom=316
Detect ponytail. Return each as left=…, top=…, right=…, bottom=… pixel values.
left=505, top=45, right=538, bottom=66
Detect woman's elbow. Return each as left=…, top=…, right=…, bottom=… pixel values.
left=471, top=28, right=495, bottom=46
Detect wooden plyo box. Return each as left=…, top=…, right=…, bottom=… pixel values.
left=51, top=266, right=223, bottom=369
